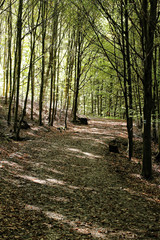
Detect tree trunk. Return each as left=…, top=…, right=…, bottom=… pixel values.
left=8, top=0, right=12, bottom=106
left=83, top=94, right=86, bottom=115
left=73, top=27, right=81, bottom=122
left=39, top=0, right=47, bottom=126
left=16, top=4, right=39, bottom=139
left=31, top=3, right=36, bottom=120
left=157, top=47, right=160, bottom=152
left=14, top=0, right=23, bottom=133
left=55, top=20, right=62, bottom=117
left=125, top=0, right=133, bottom=160
left=48, top=0, right=58, bottom=126
left=91, top=91, right=94, bottom=114
left=121, top=0, right=133, bottom=160
left=152, top=47, right=157, bottom=142
left=5, top=7, right=12, bottom=105
left=137, top=75, right=143, bottom=128
left=142, top=0, right=157, bottom=179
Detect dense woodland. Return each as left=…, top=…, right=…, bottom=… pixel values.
left=0, top=0, right=159, bottom=179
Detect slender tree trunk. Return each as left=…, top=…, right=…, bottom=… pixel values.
left=3, top=31, right=7, bottom=98
left=157, top=47, right=160, bottom=152
left=152, top=47, right=157, bottom=142
left=5, top=14, right=10, bottom=104
left=73, top=28, right=81, bottom=122
left=137, top=75, right=143, bottom=128
left=48, top=0, right=58, bottom=126
left=14, top=0, right=23, bottom=133
left=50, top=63, right=56, bottom=126
left=55, top=17, right=62, bottom=117
left=48, top=46, right=54, bottom=123
left=50, top=22, right=58, bottom=126
left=65, top=91, right=69, bottom=129
left=83, top=94, right=86, bottom=115
left=8, top=0, right=12, bottom=104
left=97, top=86, right=100, bottom=116
left=64, top=29, right=74, bottom=127
left=114, top=91, right=118, bottom=117
left=142, top=0, right=157, bottom=179
left=16, top=35, right=35, bottom=139
left=108, top=82, right=112, bottom=117
left=7, top=42, right=17, bottom=125
left=5, top=9, right=12, bottom=105
left=16, top=5, right=39, bottom=139
left=91, top=91, right=94, bottom=114
left=125, top=0, right=133, bottom=159
left=121, top=0, right=130, bottom=158
left=31, top=3, right=36, bottom=120
left=55, top=31, right=61, bottom=117
left=39, top=0, right=47, bottom=126
left=8, top=0, right=12, bottom=108
left=100, top=81, right=103, bottom=116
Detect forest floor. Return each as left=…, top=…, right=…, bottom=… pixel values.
left=0, top=98, right=160, bottom=240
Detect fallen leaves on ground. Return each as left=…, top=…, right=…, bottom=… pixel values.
left=0, top=116, right=160, bottom=240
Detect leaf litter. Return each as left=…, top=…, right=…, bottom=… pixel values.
left=0, top=115, right=160, bottom=239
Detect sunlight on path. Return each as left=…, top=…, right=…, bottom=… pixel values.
left=67, top=147, right=102, bottom=159
left=17, top=174, right=94, bottom=192
left=25, top=204, right=137, bottom=239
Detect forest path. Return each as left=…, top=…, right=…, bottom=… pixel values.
left=0, top=118, right=160, bottom=239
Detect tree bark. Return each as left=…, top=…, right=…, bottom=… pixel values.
left=39, top=0, right=47, bottom=126
left=73, top=27, right=81, bottom=122
left=16, top=4, right=40, bottom=139
left=14, top=0, right=23, bottom=133
left=152, top=46, right=157, bottom=142
left=121, top=0, right=133, bottom=160
left=125, top=0, right=133, bottom=160
left=142, top=0, right=157, bottom=179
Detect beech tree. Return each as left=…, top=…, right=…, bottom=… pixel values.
left=77, top=0, right=158, bottom=178
left=141, top=0, right=157, bottom=179
left=0, top=0, right=159, bottom=179
left=16, top=2, right=40, bottom=140
left=13, top=0, right=23, bottom=134
left=39, top=0, right=48, bottom=126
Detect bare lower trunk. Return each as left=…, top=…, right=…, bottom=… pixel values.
left=142, top=0, right=157, bottom=179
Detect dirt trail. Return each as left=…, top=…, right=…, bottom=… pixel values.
left=0, top=119, right=160, bottom=239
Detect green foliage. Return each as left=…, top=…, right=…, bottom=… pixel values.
left=0, top=0, right=159, bottom=125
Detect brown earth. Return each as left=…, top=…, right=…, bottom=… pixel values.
left=0, top=98, right=160, bottom=240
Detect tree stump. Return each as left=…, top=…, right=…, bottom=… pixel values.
left=109, top=140, right=119, bottom=153
left=76, top=115, right=88, bottom=125
left=78, top=117, right=88, bottom=125
left=20, top=120, right=30, bottom=129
